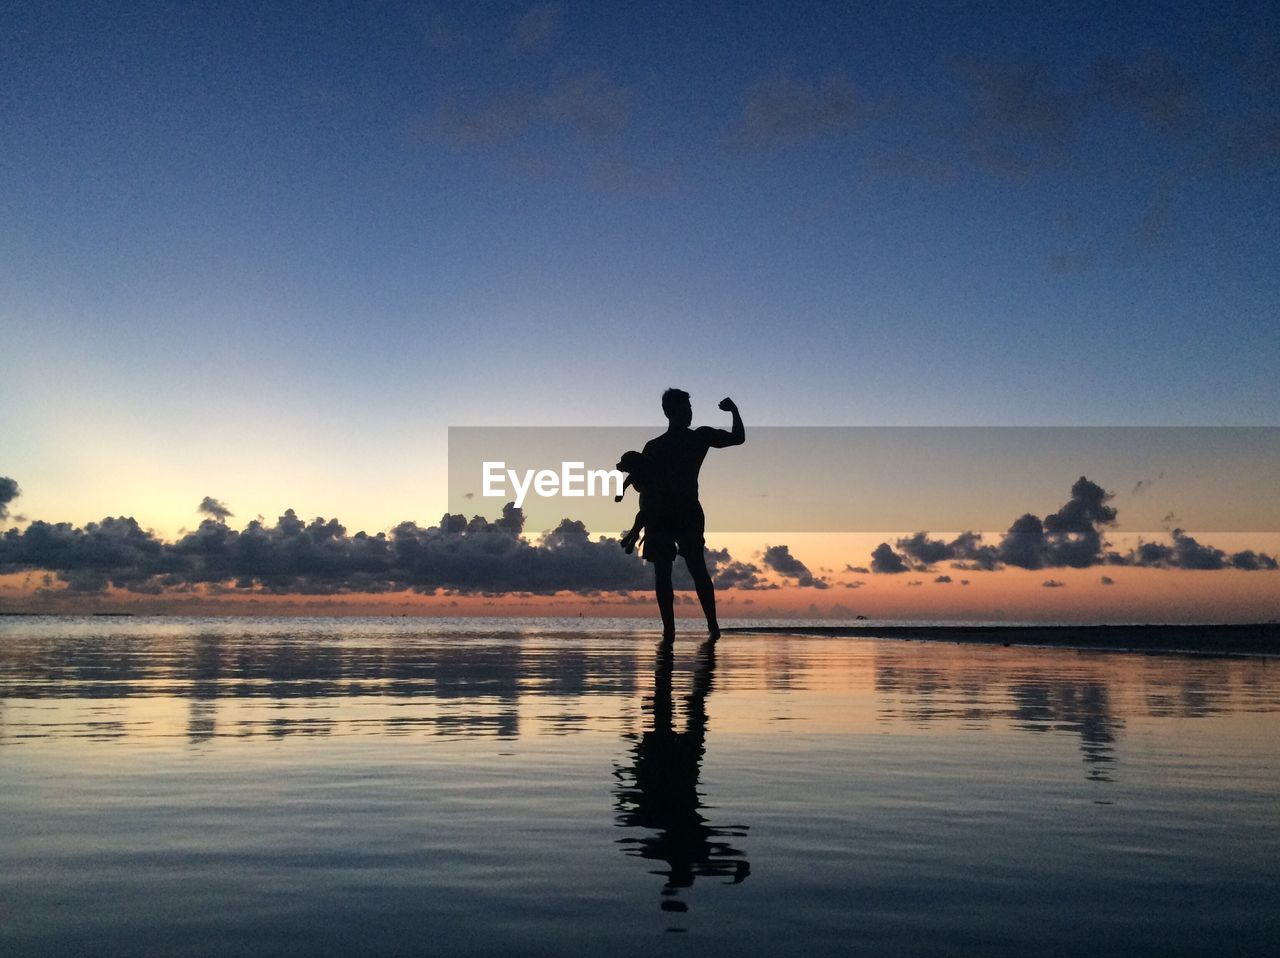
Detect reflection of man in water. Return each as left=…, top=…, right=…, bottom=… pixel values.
left=614, top=639, right=750, bottom=914
left=642, top=389, right=744, bottom=642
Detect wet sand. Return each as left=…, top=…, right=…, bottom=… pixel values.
left=722, top=623, right=1280, bottom=656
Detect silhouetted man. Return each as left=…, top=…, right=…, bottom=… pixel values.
left=642, top=389, right=744, bottom=642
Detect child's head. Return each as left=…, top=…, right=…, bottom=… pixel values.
left=616, top=450, right=646, bottom=476
left=615, top=450, right=647, bottom=502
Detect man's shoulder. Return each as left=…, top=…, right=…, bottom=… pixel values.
left=645, top=428, right=710, bottom=456
left=652, top=428, right=706, bottom=444
left=644, top=430, right=684, bottom=448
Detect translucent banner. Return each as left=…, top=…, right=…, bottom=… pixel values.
left=448, top=427, right=1280, bottom=534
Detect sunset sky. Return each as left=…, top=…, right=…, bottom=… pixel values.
left=3, top=1, right=1278, bottom=618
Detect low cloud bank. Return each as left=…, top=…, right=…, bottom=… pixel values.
left=0, top=487, right=781, bottom=596
left=871, top=477, right=1278, bottom=573
left=3, top=475, right=1272, bottom=597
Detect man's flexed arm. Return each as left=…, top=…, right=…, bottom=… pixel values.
left=709, top=397, right=744, bottom=447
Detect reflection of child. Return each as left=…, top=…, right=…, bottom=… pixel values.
left=615, top=450, right=651, bottom=555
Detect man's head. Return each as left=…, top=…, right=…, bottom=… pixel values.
left=661, top=387, right=692, bottom=428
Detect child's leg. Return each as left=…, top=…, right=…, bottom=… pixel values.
left=620, top=511, right=644, bottom=553
left=620, top=513, right=643, bottom=553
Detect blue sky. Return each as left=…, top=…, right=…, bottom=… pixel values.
left=3, top=0, right=1279, bottom=534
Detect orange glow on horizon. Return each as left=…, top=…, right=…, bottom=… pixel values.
left=2, top=561, right=1277, bottom=623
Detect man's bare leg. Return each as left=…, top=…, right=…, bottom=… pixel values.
left=685, top=551, right=720, bottom=641
left=654, top=558, right=676, bottom=642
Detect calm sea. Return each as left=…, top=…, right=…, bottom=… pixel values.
left=2, top=616, right=1277, bottom=956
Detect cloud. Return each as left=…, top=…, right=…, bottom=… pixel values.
left=869, top=476, right=1276, bottom=574
left=705, top=547, right=775, bottom=591
left=860, top=42, right=1280, bottom=271
left=1, top=503, right=683, bottom=596
left=1042, top=579, right=1066, bottom=588
left=1036, top=475, right=1118, bottom=565
left=953, top=476, right=1116, bottom=571
left=956, top=59, right=1075, bottom=175
left=2, top=516, right=173, bottom=593
left=895, top=529, right=999, bottom=571
left=1132, top=473, right=1164, bottom=495
left=422, top=9, right=461, bottom=51
left=587, top=155, right=682, bottom=195
left=1047, top=245, right=1101, bottom=275
left=1129, top=529, right=1279, bottom=571
left=431, top=71, right=628, bottom=147
left=964, top=60, right=1073, bottom=139
left=948, top=49, right=1229, bottom=177
left=895, top=530, right=958, bottom=566
left=762, top=544, right=828, bottom=588
left=934, top=575, right=952, bottom=584
left=1100, top=575, right=1115, bottom=585
left=431, top=92, right=539, bottom=146
left=1093, top=53, right=1197, bottom=134
left=509, top=3, right=563, bottom=54
left=541, top=71, right=629, bottom=137
left=0, top=476, right=19, bottom=520
left=1228, top=550, right=1280, bottom=572
left=0, top=501, right=833, bottom=597
left=740, top=73, right=860, bottom=142
left=870, top=542, right=909, bottom=574
left=197, top=496, right=233, bottom=521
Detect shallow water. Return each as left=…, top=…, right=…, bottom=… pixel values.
left=2, top=617, right=1278, bottom=956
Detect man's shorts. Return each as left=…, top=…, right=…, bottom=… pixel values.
left=642, top=502, right=706, bottom=563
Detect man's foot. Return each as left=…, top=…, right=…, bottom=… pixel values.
left=707, top=624, right=720, bottom=642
